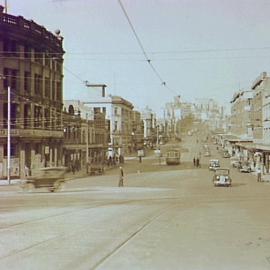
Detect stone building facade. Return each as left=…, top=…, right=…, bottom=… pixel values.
left=0, top=10, right=64, bottom=178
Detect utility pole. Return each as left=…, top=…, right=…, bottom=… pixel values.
left=0, top=75, right=11, bottom=184
left=7, top=85, right=10, bottom=184
left=86, top=114, right=89, bottom=164
left=156, top=125, right=159, bottom=147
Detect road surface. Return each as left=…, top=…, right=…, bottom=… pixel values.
left=0, top=136, right=270, bottom=270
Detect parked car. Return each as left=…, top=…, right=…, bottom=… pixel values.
left=213, top=168, right=232, bottom=187
left=209, top=159, right=220, bottom=171
left=223, top=151, right=231, bottom=158
left=232, top=160, right=242, bottom=169
left=239, top=163, right=252, bottom=173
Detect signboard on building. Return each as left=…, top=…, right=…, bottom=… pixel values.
left=45, top=146, right=50, bottom=155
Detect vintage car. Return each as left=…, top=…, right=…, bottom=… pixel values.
left=209, top=159, right=220, bottom=171
left=232, top=160, right=242, bottom=169
left=223, top=151, right=231, bottom=158
left=213, top=168, right=232, bottom=187
left=239, top=163, right=252, bottom=173
left=22, top=167, right=67, bottom=192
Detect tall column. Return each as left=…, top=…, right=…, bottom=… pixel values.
left=49, top=147, right=53, bottom=167
left=0, top=145, right=4, bottom=178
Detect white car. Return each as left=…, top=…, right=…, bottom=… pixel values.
left=209, top=159, right=220, bottom=171
left=213, top=168, right=232, bottom=187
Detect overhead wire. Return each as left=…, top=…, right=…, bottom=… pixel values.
left=117, top=0, right=178, bottom=95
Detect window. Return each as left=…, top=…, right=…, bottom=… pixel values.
left=3, top=39, right=18, bottom=56
left=24, top=72, right=31, bottom=93
left=34, top=106, right=42, bottom=128
left=45, top=51, right=50, bottom=67
left=34, top=74, right=42, bottom=96
left=24, top=44, right=31, bottom=59
left=56, top=81, right=62, bottom=100
left=11, top=70, right=18, bottom=91
left=44, top=108, right=50, bottom=129
left=3, top=68, right=18, bottom=91
left=45, top=77, right=50, bottom=98
left=34, top=49, right=43, bottom=65
left=4, top=144, right=17, bottom=157
left=114, top=121, right=117, bottom=132
left=3, top=68, right=9, bottom=89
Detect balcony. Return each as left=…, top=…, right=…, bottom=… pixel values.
left=0, top=128, right=63, bottom=138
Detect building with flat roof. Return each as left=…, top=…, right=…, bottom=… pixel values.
left=0, top=8, right=65, bottom=178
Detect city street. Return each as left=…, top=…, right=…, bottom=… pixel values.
left=1, top=136, right=270, bottom=270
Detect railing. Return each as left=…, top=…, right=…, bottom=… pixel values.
left=0, top=13, right=63, bottom=48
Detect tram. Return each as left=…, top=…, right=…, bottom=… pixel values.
left=165, top=149, right=181, bottom=165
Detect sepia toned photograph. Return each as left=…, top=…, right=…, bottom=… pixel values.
left=1, top=0, right=270, bottom=269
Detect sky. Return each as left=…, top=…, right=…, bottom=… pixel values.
left=6, top=0, right=270, bottom=116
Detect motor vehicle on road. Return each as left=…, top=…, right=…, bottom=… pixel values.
left=209, top=159, right=220, bottom=171
left=239, top=163, right=252, bottom=173
left=232, top=160, right=242, bottom=169
left=223, top=151, right=231, bottom=158
left=22, top=167, right=67, bottom=192
left=213, top=168, right=232, bottom=187
left=165, top=149, right=181, bottom=165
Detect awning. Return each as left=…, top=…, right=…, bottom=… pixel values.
left=236, top=143, right=270, bottom=152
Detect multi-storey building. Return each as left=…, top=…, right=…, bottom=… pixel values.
left=81, top=86, right=135, bottom=156
left=194, top=98, right=225, bottom=132
left=131, top=110, right=144, bottom=151
left=141, top=107, right=156, bottom=147
left=230, top=90, right=253, bottom=139
left=63, top=101, right=108, bottom=167
left=62, top=107, right=87, bottom=170
left=256, top=74, right=270, bottom=144
left=251, top=72, right=266, bottom=143
left=110, top=96, right=134, bottom=154
left=0, top=9, right=64, bottom=178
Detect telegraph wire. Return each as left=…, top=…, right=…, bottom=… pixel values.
left=117, top=0, right=178, bottom=95
left=2, top=46, right=270, bottom=55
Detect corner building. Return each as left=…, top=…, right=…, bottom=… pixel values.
left=0, top=9, right=65, bottom=178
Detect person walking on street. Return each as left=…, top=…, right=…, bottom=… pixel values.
left=193, top=157, right=196, bottom=167
left=196, top=157, right=200, bottom=168
left=24, top=165, right=29, bottom=177
left=71, top=161, right=76, bottom=175
left=118, top=166, right=124, bottom=187
left=257, top=167, right=262, bottom=182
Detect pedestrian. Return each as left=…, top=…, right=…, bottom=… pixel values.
left=71, top=161, right=76, bottom=175
left=257, top=167, right=262, bottom=182
left=24, top=165, right=29, bottom=177
left=139, top=156, right=142, bottom=163
left=118, top=166, right=124, bottom=187
left=196, top=158, right=200, bottom=168
left=193, top=157, right=196, bottom=167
